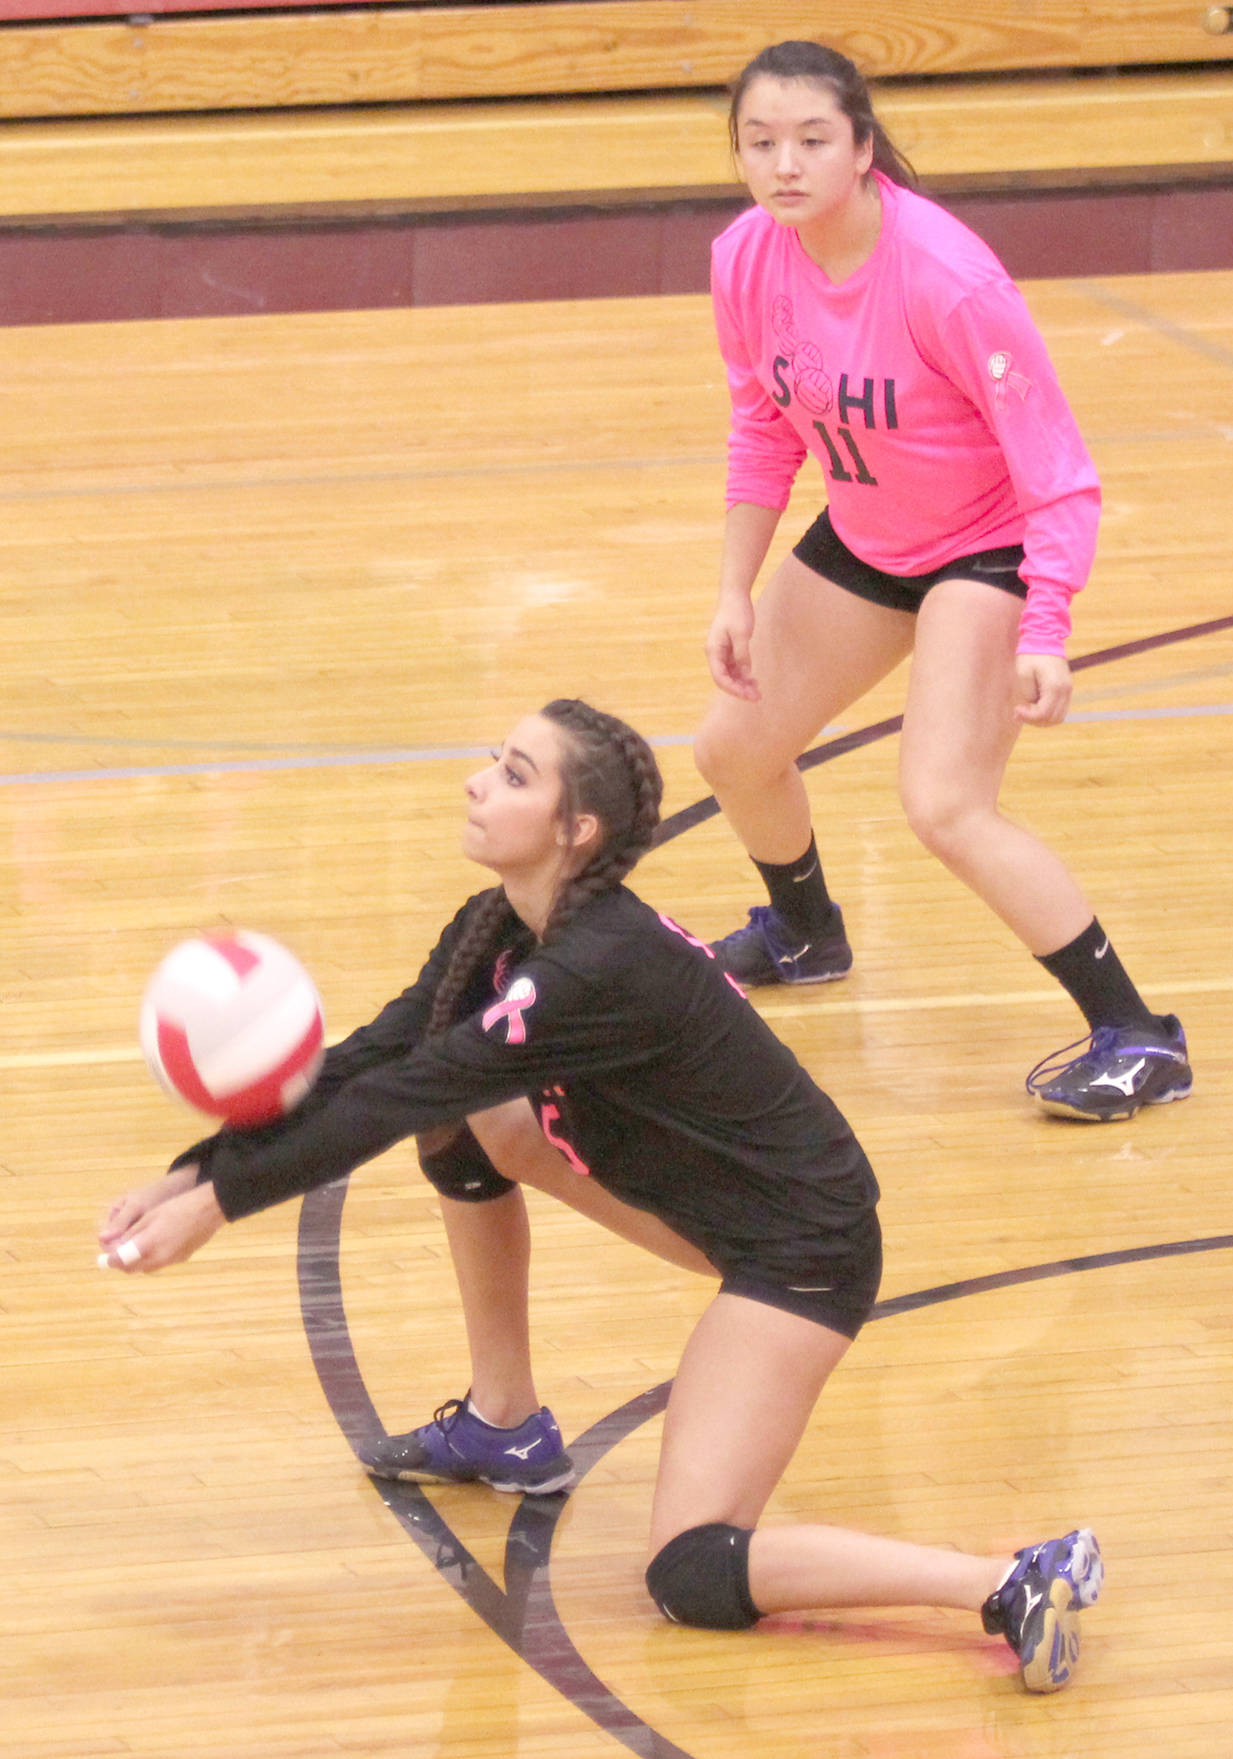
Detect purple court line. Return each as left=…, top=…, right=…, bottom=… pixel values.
left=297, top=1182, right=697, bottom=1759
left=0, top=747, right=490, bottom=787
left=1081, top=282, right=1233, bottom=372
left=0, top=736, right=698, bottom=788
left=6, top=613, right=1233, bottom=789
left=0, top=452, right=729, bottom=508
left=653, top=611, right=1233, bottom=842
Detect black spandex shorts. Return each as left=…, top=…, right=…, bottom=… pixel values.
left=793, top=508, right=1027, bottom=613
left=717, top=1206, right=883, bottom=1341
left=421, top=1120, right=882, bottom=1341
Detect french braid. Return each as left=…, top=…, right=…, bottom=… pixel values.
left=426, top=885, right=519, bottom=1037
left=539, top=698, right=663, bottom=944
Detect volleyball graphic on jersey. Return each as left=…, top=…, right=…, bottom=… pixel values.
left=139, top=931, right=325, bottom=1125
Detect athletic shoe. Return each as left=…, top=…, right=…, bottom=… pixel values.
left=357, top=1397, right=576, bottom=1494
left=710, top=904, right=853, bottom=986
left=1026, top=1014, right=1192, bottom=1121
left=981, top=1528, right=1103, bottom=1694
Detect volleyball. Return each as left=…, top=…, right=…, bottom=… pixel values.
left=139, top=931, right=325, bottom=1126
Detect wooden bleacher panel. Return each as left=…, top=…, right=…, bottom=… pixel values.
left=0, top=1, right=1229, bottom=121
left=4, top=0, right=358, bottom=16
left=0, top=70, right=1228, bottom=228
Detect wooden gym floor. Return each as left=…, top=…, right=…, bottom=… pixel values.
left=2, top=271, right=1231, bottom=1757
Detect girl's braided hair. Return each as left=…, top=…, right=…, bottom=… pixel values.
left=728, top=40, right=917, bottom=189
left=426, top=699, right=663, bottom=1035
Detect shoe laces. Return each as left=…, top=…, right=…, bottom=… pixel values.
left=430, top=1397, right=469, bottom=1436
left=1023, top=1021, right=1160, bottom=1094
left=1026, top=1020, right=1183, bottom=1095
left=1025, top=1029, right=1101, bottom=1095
left=712, top=905, right=776, bottom=950
left=987, top=1539, right=1049, bottom=1639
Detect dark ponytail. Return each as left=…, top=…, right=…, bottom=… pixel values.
left=426, top=699, right=663, bottom=1034
left=728, top=40, right=917, bottom=189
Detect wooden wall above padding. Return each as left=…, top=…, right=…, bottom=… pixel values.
left=0, top=1, right=1230, bottom=121
left=0, top=71, right=1229, bottom=227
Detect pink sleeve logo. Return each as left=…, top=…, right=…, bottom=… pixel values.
left=481, top=974, right=537, bottom=1044
left=656, top=912, right=746, bottom=997
left=988, top=350, right=1032, bottom=404
left=539, top=1096, right=591, bottom=1176
left=656, top=911, right=715, bottom=957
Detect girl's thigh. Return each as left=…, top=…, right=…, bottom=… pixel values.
left=701, top=555, right=916, bottom=766
left=900, top=578, right=1024, bottom=803
left=649, top=1291, right=851, bottom=1554
left=468, top=1100, right=715, bottom=1276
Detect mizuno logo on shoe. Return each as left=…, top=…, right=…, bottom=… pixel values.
left=1091, top=1056, right=1146, bottom=1095
left=777, top=942, right=812, bottom=965
left=505, top=1439, right=544, bottom=1460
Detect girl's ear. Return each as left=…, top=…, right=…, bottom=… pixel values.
left=558, top=811, right=600, bottom=855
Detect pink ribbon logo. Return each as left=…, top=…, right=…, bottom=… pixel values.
left=481, top=975, right=537, bottom=1044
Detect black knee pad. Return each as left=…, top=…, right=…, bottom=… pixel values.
left=645, top=1523, right=761, bottom=1630
left=417, top=1123, right=516, bottom=1203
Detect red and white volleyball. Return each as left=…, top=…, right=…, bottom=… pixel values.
left=139, top=931, right=325, bottom=1126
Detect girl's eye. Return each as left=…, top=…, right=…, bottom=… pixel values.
left=489, top=749, right=523, bottom=784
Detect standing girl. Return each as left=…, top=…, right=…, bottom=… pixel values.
left=100, top=698, right=1102, bottom=1694
left=695, top=40, right=1190, bottom=1122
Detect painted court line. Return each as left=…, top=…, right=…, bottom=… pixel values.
left=13, top=975, right=1230, bottom=1073
left=1, top=703, right=1230, bottom=787
left=1083, top=282, right=1233, bottom=372
left=756, top=974, right=1233, bottom=1024
left=0, top=734, right=699, bottom=788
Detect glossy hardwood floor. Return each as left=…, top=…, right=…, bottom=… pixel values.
left=2, top=273, right=1230, bottom=1758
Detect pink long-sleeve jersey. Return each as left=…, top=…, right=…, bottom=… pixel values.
left=711, top=174, right=1101, bottom=654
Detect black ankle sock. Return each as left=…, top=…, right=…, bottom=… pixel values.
left=753, top=837, right=840, bottom=940
left=1036, top=918, right=1160, bottom=1032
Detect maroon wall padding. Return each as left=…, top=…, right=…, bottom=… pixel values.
left=0, top=182, right=1229, bottom=328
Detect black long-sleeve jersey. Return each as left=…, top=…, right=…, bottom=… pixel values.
left=188, top=887, right=878, bottom=1294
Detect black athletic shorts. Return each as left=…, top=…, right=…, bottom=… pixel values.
left=717, top=1205, right=883, bottom=1341
left=793, top=508, right=1027, bottom=613
left=421, top=1121, right=882, bottom=1341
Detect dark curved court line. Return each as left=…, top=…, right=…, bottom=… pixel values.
left=301, top=1184, right=1233, bottom=1759
left=298, top=612, right=1233, bottom=1759
left=651, top=612, right=1233, bottom=844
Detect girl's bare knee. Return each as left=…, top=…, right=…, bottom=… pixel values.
left=466, top=1100, right=541, bottom=1178
left=694, top=711, right=790, bottom=796
left=900, top=780, right=988, bottom=864
left=693, top=715, right=741, bottom=791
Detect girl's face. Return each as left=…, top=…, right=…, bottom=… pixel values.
left=734, top=76, right=873, bottom=230
left=463, top=714, right=595, bottom=881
